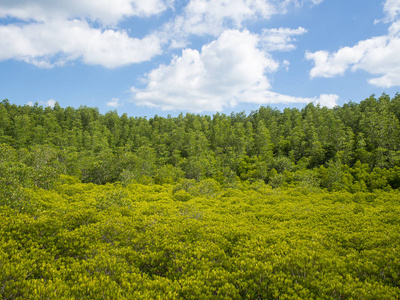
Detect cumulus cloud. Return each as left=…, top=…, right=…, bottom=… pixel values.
left=132, top=29, right=335, bottom=112
left=306, top=1, right=400, bottom=88
left=0, top=0, right=167, bottom=68
left=0, top=0, right=172, bottom=25
left=305, top=45, right=367, bottom=78
left=0, top=20, right=162, bottom=68
left=132, top=30, right=277, bottom=111
left=261, top=27, right=307, bottom=51
left=107, top=98, right=122, bottom=107
left=306, top=26, right=400, bottom=87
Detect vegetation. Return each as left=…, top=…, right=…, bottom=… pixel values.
left=1, top=94, right=400, bottom=299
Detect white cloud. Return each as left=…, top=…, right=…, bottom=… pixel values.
left=305, top=0, right=400, bottom=88
left=0, top=0, right=319, bottom=68
left=176, top=0, right=276, bottom=36
left=0, top=0, right=167, bottom=68
left=107, top=98, right=122, bottom=107
left=0, top=0, right=172, bottom=25
left=306, top=21, right=400, bottom=88
left=44, top=99, right=56, bottom=108
left=26, top=99, right=58, bottom=107
left=305, top=47, right=360, bottom=78
left=163, top=0, right=323, bottom=46
left=0, top=20, right=162, bottom=68
left=278, top=0, right=325, bottom=13
left=314, top=94, right=339, bottom=108
left=384, top=0, right=400, bottom=21
left=261, top=27, right=307, bottom=51
left=132, top=30, right=277, bottom=111
left=239, top=90, right=338, bottom=108
left=132, top=29, right=333, bottom=112
left=282, top=60, right=290, bottom=71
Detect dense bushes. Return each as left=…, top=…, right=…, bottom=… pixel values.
left=1, top=178, right=400, bottom=299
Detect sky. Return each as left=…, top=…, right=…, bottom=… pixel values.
left=1, top=0, right=400, bottom=117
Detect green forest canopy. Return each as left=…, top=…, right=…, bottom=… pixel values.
left=1, top=93, right=400, bottom=191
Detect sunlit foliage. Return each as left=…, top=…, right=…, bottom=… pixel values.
left=1, top=178, right=399, bottom=299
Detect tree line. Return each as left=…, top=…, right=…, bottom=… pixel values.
left=1, top=93, right=400, bottom=191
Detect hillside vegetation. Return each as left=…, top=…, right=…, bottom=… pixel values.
left=1, top=94, right=400, bottom=190
left=1, top=95, right=400, bottom=299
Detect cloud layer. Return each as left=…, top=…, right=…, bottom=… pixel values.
left=1, top=0, right=341, bottom=112
left=0, top=0, right=172, bottom=24
left=0, top=0, right=319, bottom=69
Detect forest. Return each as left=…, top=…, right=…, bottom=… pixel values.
left=0, top=94, right=400, bottom=299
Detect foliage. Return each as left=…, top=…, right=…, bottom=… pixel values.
left=1, top=94, right=400, bottom=191
left=1, top=180, right=400, bottom=299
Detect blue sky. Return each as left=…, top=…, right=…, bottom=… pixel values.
left=1, top=0, right=400, bottom=117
